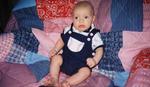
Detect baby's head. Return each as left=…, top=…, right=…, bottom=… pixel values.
left=72, top=1, right=95, bottom=32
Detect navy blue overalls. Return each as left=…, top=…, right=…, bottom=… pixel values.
left=61, top=25, right=100, bottom=76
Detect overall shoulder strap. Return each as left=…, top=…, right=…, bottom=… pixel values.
left=88, top=28, right=100, bottom=37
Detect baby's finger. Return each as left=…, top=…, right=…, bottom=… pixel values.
left=87, top=63, right=93, bottom=68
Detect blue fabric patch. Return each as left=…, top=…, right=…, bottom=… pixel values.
left=27, top=61, right=50, bottom=81
left=25, top=51, right=50, bottom=64
left=13, top=0, right=36, bottom=11
left=111, top=0, right=143, bottom=31
left=13, top=6, right=43, bottom=30
left=113, top=72, right=129, bottom=87
left=108, top=80, right=115, bottom=87
left=25, top=51, right=50, bottom=81
left=98, top=31, right=124, bottom=72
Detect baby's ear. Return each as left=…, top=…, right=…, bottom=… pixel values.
left=92, top=16, right=95, bottom=22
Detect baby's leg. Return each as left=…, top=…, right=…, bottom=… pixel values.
left=50, top=55, right=63, bottom=81
left=62, top=67, right=91, bottom=87
left=44, top=55, right=63, bottom=86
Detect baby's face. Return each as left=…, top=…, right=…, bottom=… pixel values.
left=73, top=7, right=95, bottom=32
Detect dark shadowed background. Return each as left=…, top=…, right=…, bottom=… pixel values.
left=0, top=0, right=19, bottom=33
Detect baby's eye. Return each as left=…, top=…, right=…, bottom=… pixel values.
left=85, top=16, right=88, bottom=19
left=75, top=17, right=78, bottom=19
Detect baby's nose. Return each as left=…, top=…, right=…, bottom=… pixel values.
left=79, top=18, right=84, bottom=23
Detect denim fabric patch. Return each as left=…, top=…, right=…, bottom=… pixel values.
left=25, top=51, right=50, bottom=81
left=13, top=6, right=43, bottom=30
left=111, top=0, right=143, bottom=31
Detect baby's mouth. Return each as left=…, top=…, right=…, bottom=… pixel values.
left=79, top=25, right=85, bottom=28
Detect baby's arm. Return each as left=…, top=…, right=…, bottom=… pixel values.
left=86, top=47, right=103, bottom=68
left=50, top=38, right=64, bottom=57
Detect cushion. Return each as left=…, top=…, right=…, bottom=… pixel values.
left=119, top=31, right=150, bottom=71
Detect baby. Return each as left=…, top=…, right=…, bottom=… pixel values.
left=43, top=1, right=104, bottom=87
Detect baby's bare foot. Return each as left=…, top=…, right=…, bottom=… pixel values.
left=61, top=80, right=71, bottom=87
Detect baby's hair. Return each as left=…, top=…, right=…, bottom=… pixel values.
left=72, top=1, right=95, bottom=16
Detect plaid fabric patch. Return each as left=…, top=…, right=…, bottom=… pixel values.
left=98, top=31, right=124, bottom=72
left=13, top=30, right=39, bottom=53
left=0, top=33, right=14, bottom=62
left=98, top=69, right=116, bottom=80
left=5, top=43, right=27, bottom=64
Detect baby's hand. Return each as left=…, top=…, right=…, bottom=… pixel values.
left=86, top=58, right=96, bottom=68
left=50, top=48, right=57, bottom=58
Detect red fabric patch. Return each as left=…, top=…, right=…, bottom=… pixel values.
left=144, top=0, right=150, bottom=4
left=36, top=0, right=76, bottom=20
left=131, top=48, right=150, bottom=73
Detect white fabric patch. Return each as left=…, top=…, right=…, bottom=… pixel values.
left=67, top=37, right=84, bottom=52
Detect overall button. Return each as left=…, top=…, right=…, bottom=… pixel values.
left=68, top=31, right=72, bottom=34
left=92, top=52, right=95, bottom=56
left=87, top=38, right=91, bottom=41
left=90, top=33, right=93, bottom=36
